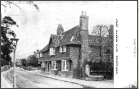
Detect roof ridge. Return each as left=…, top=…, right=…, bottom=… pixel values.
left=62, top=25, right=80, bottom=34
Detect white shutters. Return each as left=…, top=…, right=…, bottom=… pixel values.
left=60, top=46, right=66, bottom=53
left=49, top=48, right=55, bottom=55
left=62, top=60, right=69, bottom=71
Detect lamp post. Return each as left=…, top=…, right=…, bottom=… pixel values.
left=10, top=37, right=19, bottom=88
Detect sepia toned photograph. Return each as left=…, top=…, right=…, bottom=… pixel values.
left=1, top=1, right=137, bottom=88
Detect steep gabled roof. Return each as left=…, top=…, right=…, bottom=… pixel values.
left=60, top=25, right=81, bottom=46
left=40, top=26, right=110, bottom=53
left=40, top=25, right=81, bottom=53
left=39, top=44, right=49, bottom=53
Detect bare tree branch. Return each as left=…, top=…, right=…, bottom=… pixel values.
left=1, top=4, right=6, bottom=8
left=7, top=1, right=24, bottom=12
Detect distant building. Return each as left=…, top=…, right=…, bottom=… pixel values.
left=39, top=11, right=113, bottom=78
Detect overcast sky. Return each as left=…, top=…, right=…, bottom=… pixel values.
left=1, top=1, right=114, bottom=59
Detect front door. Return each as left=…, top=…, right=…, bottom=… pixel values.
left=48, top=62, right=51, bottom=72
left=57, top=61, right=61, bottom=71
left=47, top=62, right=50, bottom=72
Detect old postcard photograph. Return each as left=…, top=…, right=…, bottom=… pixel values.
left=1, top=1, right=137, bottom=88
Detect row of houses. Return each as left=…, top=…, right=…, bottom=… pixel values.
left=37, top=11, right=113, bottom=79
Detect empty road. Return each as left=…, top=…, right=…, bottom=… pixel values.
left=6, top=68, right=84, bottom=88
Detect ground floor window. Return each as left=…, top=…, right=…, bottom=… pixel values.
left=62, top=60, right=71, bottom=71
left=52, top=61, right=57, bottom=70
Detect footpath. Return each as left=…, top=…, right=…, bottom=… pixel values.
left=1, top=68, right=13, bottom=88
left=21, top=68, right=114, bottom=88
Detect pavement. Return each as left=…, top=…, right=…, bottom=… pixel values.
left=1, top=68, right=13, bottom=88
left=21, top=68, right=114, bottom=88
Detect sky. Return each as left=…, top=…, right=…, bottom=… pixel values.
left=1, top=1, right=114, bottom=59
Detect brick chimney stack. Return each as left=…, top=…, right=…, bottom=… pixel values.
left=57, top=24, right=64, bottom=35
left=79, top=11, right=90, bottom=77
left=80, top=11, right=88, bottom=30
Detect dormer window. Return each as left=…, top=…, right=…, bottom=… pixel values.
left=49, top=47, right=55, bottom=56
left=60, top=46, right=66, bottom=53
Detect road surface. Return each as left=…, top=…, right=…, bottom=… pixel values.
left=1, top=69, right=13, bottom=88
left=6, top=68, right=84, bottom=88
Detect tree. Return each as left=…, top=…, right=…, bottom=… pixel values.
left=1, top=1, right=40, bottom=66
left=91, top=25, right=113, bottom=62
left=27, top=55, right=38, bottom=67
left=1, top=1, right=40, bottom=12
left=91, top=25, right=109, bottom=37
left=21, top=58, right=28, bottom=67
left=1, top=16, right=18, bottom=64
left=90, top=25, right=114, bottom=79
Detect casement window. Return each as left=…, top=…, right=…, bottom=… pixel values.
left=62, top=60, right=69, bottom=71
left=60, top=46, right=66, bottom=53
left=40, top=53, right=43, bottom=57
left=52, top=61, right=57, bottom=70
left=49, top=48, right=55, bottom=56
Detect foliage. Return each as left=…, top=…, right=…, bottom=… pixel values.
left=27, top=55, right=39, bottom=67
left=90, top=61, right=113, bottom=79
left=1, top=16, right=17, bottom=62
left=90, top=25, right=114, bottom=79
left=21, top=58, right=28, bottom=67
left=1, top=1, right=40, bottom=66
left=1, top=65, right=11, bottom=72
left=91, top=25, right=109, bottom=37
left=1, top=59, right=9, bottom=66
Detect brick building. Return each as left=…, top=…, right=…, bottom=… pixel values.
left=38, top=11, right=113, bottom=78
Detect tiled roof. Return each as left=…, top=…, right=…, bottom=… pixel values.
left=40, top=26, right=110, bottom=53
left=39, top=45, right=49, bottom=53
left=40, top=25, right=81, bottom=53
left=60, top=25, right=81, bottom=46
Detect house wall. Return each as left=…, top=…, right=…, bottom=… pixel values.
left=41, top=45, right=79, bottom=77
left=42, top=46, right=70, bottom=60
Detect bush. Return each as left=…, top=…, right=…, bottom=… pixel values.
left=90, top=61, right=113, bottom=79
left=1, top=65, right=11, bottom=72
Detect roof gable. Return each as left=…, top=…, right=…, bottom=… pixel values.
left=40, top=26, right=110, bottom=53
left=40, top=25, right=81, bottom=53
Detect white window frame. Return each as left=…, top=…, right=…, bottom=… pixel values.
left=60, top=46, right=66, bottom=53
left=49, top=48, right=55, bottom=56
left=52, top=61, right=57, bottom=70
left=40, top=53, right=43, bottom=57
left=62, top=60, right=69, bottom=71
